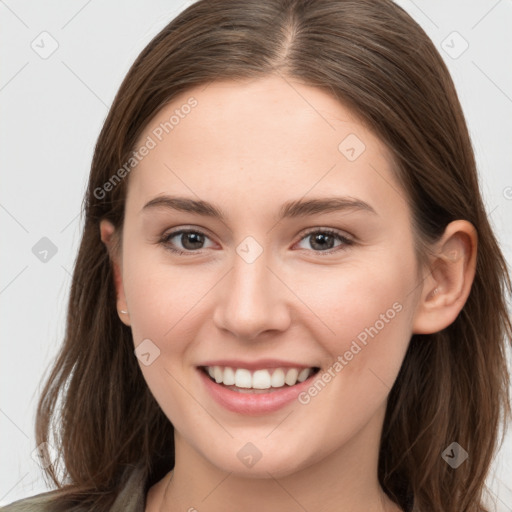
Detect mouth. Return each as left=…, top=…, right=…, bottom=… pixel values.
left=198, top=365, right=321, bottom=394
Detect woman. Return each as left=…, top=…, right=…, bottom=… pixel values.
left=2, top=0, right=510, bottom=511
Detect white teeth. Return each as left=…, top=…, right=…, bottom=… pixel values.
left=271, top=368, right=285, bottom=387
left=235, top=368, right=252, bottom=388
left=297, top=368, right=310, bottom=382
left=214, top=366, right=223, bottom=384
left=252, top=369, right=271, bottom=389
left=284, top=368, right=299, bottom=386
left=223, top=366, right=236, bottom=386
left=204, top=365, right=315, bottom=389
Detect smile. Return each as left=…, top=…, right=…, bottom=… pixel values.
left=197, top=364, right=321, bottom=415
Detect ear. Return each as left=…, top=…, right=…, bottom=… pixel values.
left=99, top=219, right=131, bottom=326
left=412, top=220, right=477, bottom=334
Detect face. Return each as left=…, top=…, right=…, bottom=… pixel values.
left=105, top=75, right=424, bottom=479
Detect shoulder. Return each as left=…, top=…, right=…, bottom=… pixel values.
left=1, top=464, right=149, bottom=512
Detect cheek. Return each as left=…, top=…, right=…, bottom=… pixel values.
left=296, top=247, right=417, bottom=373
left=121, top=248, right=209, bottom=428
left=122, top=243, right=212, bottom=346
left=287, top=257, right=416, bottom=439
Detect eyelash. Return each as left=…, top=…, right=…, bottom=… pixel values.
left=159, top=227, right=354, bottom=256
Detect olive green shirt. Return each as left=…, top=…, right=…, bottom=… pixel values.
left=0, top=464, right=147, bottom=512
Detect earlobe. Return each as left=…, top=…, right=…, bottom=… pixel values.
left=99, top=219, right=131, bottom=326
left=412, top=220, right=477, bottom=334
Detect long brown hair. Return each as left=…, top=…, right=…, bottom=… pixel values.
left=26, top=1, right=512, bottom=511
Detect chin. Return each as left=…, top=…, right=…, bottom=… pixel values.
left=203, top=444, right=318, bottom=480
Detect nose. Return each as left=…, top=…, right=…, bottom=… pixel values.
left=212, top=249, right=291, bottom=341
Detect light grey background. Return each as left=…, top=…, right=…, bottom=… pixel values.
left=1, top=0, right=511, bottom=509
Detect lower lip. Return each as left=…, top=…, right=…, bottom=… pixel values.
left=197, top=368, right=318, bottom=415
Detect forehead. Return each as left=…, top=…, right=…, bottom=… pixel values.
left=127, top=76, right=407, bottom=220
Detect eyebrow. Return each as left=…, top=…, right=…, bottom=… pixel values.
left=141, top=195, right=377, bottom=220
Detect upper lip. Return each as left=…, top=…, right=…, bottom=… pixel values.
left=197, top=359, right=318, bottom=371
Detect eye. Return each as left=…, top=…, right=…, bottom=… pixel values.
left=295, top=228, right=354, bottom=254
left=160, top=229, right=215, bottom=255
left=159, top=227, right=354, bottom=256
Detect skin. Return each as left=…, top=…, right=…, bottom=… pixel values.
left=100, top=75, right=477, bottom=512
